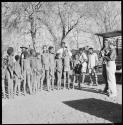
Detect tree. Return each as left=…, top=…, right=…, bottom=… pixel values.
left=2, top=2, right=45, bottom=50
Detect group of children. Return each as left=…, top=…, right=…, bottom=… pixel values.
left=2, top=44, right=99, bottom=99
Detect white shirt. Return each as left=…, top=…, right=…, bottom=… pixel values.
left=79, top=52, right=88, bottom=63
left=57, top=48, right=72, bottom=58
left=88, top=53, right=98, bottom=68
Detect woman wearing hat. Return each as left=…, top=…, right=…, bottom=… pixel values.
left=103, top=41, right=117, bottom=97
left=100, top=39, right=110, bottom=93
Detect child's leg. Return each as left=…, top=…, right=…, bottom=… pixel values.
left=67, top=71, right=70, bottom=89
left=14, top=76, right=18, bottom=96
left=73, top=74, right=75, bottom=89
left=63, top=71, right=66, bottom=89
left=52, top=69, right=55, bottom=90
left=93, top=69, right=98, bottom=85
left=37, top=75, right=40, bottom=91
left=59, top=72, right=62, bottom=89
left=40, top=70, right=45, bottom=90
left=2, top=79, right=6, bottom=99
left=23, top=71, right=27, bottom=95
left=10, top=78, right=14, bottom=98
left=57, top=72, right=60, bottom=90
left=82, top=72, right=86, bottom=84
left=27, top=72, right=32, bottom=94
left=46, top=70, right=50, bottom=91
left=33, top=72, right=37, bottom=93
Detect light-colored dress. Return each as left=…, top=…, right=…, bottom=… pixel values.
left=88, top=53, right=98, bottom=73
left=79, top=52, right=88, bottom=73
left=106, top=49, right=117, bottom=96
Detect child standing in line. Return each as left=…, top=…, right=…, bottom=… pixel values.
left=30, top=49, right=38, bottom=94
left=72, top=53, right=81, bottom=89
left=41, top=45, right=51, bottom=92
left=6, top=47, right=15, bottom=99
left=88, top=47, right=98, bottom=86
left=63, top=48, right=71, bottom=89
left=79, top=48, right=88, bottom=87
left=55, top=53, right=63, bottom=90
left=2, top=57, right=7, bottom=99
left=23, top=51, right=32, bottom=95
left=36, top=53, right=44, bottom=91
left=13, top=55, right=24, bottom=96
left=49, top=46, right=55, bottom=90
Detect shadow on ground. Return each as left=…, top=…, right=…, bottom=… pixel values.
left=63, top=98, right=122, bottom=123
left=76, top=87, right=105, bottom=95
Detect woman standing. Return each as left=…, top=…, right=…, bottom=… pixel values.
left=104, top=41, right=117, bottom=97
left=100, top=39, right=110, bottom=93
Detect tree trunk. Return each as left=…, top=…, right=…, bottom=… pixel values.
left=31, top=32, right=36, bottom=51
left=30, top=16, right=36, bottom=51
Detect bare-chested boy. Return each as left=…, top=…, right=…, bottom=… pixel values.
left=23, top=51, right=32, bottom=95
left=41, top=45, right=51, bottom=92
left=63, top=48, right=71, bottom=89
left=13, top=55, right=24, bottom=96
left=2, top=57, right=7, bottom=99
left=30, top=49, right=38, bottom=94
left=49, top=46, right=55, bottom=90
left=36, top=53, right=44, bottom=91
left=55, top=53, right=63, bottom=90
left=6, top=47, right=14, bottom=99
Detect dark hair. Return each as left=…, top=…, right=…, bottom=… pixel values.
left=23, top=51, right=29, bottom=58
left=49, top=46, right=54, bottom=50
left=55, top=53, right=60, bottom=59
left=15, top=55, right=20, bottom=61
left=30, top=49, right=35, bottom=56
left=79, top=48, right=83, bottom=51
left=7, top=47, right=14, bottom=56
left=89, top=47, right=93, bottom=50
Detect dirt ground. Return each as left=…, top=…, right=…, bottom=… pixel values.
left=2, top=83, right=122, bottom=124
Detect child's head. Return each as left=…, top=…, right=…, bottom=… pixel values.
left=56, top=53, right=61, bottom=59
left=64, top=49, right=69, bottom=56
left=23, top=50, right=29, bottom=59
left=75, top=53, right=79, bottom=60
left=61, top=42, right=65, bottom=48
left=7, top=47, right=14, bottom=56
left=30, top=49, right=36, bottom=57
left=79, top=48, right=83, bottom=54
left=43, top=45, right=47, bottom=52
left=36, top=52, right=40, bottom=59
left=89, top=47, right=93, bottom=54
left=49, top=46, right=54, bottom=53
left=15, top=55, right=20, bottom=62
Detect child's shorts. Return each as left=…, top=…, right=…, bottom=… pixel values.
left=81, top=62, right=87, bottom=73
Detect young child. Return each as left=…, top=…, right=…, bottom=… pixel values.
left=36, top=52, right=44, bottom=91
left=72, top=53, right=81, bottom=89
left=63, top=48, right=71, bottom=89
left=41, top=45, right=51, bottom=91
left=88, top=47, right=98, bottom=86
left=49, top=46, right=55, bottom=90
left=23, top=51, right=32, bottom=95
left=55, top=53, right=63, bottom=90
left=79, top=48, right=88, bottom=87
left=30, top=49, right=38, bottom=94
left=13, top=55, right=23, bottom=96
left=2, top=57, right=7, bottom=99
left=6, top=47, right=14, bottom=99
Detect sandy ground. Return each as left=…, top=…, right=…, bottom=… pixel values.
left=2, top=83, right=122, bottom=124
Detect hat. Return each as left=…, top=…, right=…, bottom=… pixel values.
left=20, top=46, right=28, bottom=49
